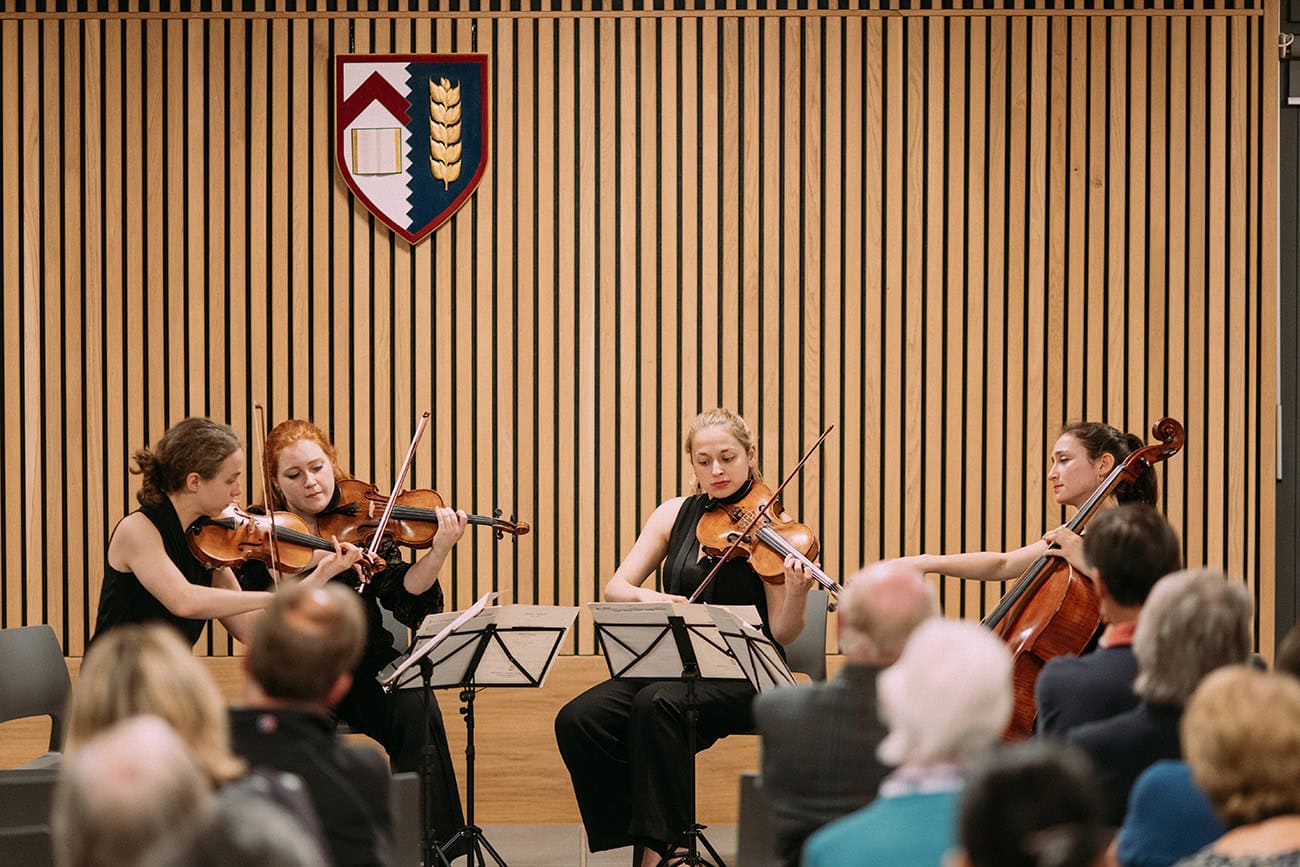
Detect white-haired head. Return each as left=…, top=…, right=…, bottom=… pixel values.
left=877, top=619, right=1012, bottom=767
left=53, top=715, right=212, bottom=867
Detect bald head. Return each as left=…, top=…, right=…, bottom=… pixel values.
left=838, top=561, right=938, bottom=665
left=248, top=581, right=367, bottom=705
left=54, top=716, right=212, bottom=867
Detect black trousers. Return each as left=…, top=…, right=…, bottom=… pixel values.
left=555, top=677, right=757, bottom=852
left=336, top=675, right=466, bottom=849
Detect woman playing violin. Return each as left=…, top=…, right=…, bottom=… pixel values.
left=555, top=408, right=816, bottom=866
left=94, top=418, right=351, bottom=647
left=894, top=421, right=1157, bottom=584
left=234, top=418, right=468, bottom=849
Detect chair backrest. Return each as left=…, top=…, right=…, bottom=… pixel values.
left=783, top=589, right=828, bottom=681
left=0, top=626, right=71, bottom=752
left=388, top=772, right=422, bottom=867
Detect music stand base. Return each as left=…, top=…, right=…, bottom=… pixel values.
left=654, top=823, right=727, bottom=867
left=436, top=825, right=508, bottom=866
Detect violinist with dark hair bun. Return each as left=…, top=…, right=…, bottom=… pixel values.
left=94, top=417, right=349, bottom=647
left=555, top=407, right=815, bottom=867
left=233, top=418, right=468, bottom=850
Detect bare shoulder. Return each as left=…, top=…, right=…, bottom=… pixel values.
left=109, top=511, right=162, bottom=558
left=642, top=496, right=689, bottom=535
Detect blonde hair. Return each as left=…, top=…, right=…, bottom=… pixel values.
left=683, top=408, right=762, bottom=494
left=1183, top=667, right=1300, bottom=826
left=69, top=625, right=245, bottom=785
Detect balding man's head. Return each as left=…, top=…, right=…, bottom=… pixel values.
left=248, top=582, right=367, bottom=705
left=53, top=716, right=212, bottom=867
left=838, top=561, right=938, bottom=665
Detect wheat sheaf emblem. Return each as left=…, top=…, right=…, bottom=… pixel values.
left=429, top=77, right=463, bottom=190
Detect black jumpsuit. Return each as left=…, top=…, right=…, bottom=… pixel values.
left=555, top=489, right=776, bottom=853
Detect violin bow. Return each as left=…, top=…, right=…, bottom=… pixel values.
left=253, top=403, right=283, bottom=585
left=687, top=424, right=835, bottom=604
left=361, top=411, right=433, bottom=591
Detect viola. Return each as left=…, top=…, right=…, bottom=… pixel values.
left=983, top=416, right=1185, bottom=739
left=186, top=506, right=381, bottom=575
left=695, top=481, right=844, bottom=601
left=315, top=478, right=530, bottom=549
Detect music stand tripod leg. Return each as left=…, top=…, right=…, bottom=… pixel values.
left=436, top=634, right=509, bottom=867
left=655, top=661, right=726, bottom=867
left=415, top=658, right=457, bottom=867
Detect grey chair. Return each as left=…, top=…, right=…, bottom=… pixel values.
left=0, top=767, right=59, bottom=867
left=734, top=590, right=831, bottom=866
left=783, top=589, right=829, bottom=681
left=388, top=771, right=422, bottom=867
left=0, top=625, right=71, bottom=768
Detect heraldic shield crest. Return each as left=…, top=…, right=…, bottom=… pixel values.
left=336, top=54, right=489, bottom=244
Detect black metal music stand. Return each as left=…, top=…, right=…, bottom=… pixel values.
left=591, top=603, right=771, bottom=867
left=385, top=598, right=577, bottom=867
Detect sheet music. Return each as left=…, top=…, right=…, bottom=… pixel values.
left=710, top=606, right=797, bottom=693
left=421, top=604, right=578, bottom=687
left=588, top=602, right=759, bottom=681
left=382, top=592, right=496, bottom=689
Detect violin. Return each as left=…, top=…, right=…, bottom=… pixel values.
left=186, top=506, right=382, bottom=575
left=695, top=481, right=844, bottom=601
left=983, top=417, right=1185, bottom=739
left=315, top=479, right=530, bottom=549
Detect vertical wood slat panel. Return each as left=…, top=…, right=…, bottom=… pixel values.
left=0, top=4, right=1278, bottom=658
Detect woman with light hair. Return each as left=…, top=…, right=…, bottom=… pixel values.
left=68, top=623, right=245, bottom=785
left=801, top=619, right=1013, bottom=867
left=66, top=623, right=327, bottom=857
left=1068, top=568, right=1254, bottom=826
left=1174, top=666, right=1300, bottom=865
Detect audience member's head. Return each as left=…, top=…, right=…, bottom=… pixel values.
left=877, top=619, right=1012, bottom=767
left=139, top=797, right=323, bottom=867
left=1081, top=504, right=1182, bottom=611
left=1275, top=622, right=1300, bottom=682
left=68, top=624, right=244, bottom=784
left=1182, top=666, right=1300, bottom=827
left=53, top=716, right=213, bottom=867
left=247, top=582, right=367, bottom=707
left=952, top=741, right=1106, bottom=867
left=1132, top=569, right=1253, bottom=706
left=839, top=561, right=938, bottom=665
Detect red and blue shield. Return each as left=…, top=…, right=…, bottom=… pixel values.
left=335, top=54, right=489, bottom=244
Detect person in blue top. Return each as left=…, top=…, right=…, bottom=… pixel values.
left=801, top=618, right=1013, bottom=867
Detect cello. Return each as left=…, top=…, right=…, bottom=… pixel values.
left=984, top=417, right=1184, bottom=739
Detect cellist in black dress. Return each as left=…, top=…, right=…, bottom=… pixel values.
left=555, top=408, right=815, bottom=867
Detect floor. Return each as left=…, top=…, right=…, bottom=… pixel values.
left=446, top=824, right=739, bottom=867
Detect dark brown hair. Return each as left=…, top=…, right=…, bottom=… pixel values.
left=1059, top=421, right=1157, bottom=505
left=131, top=419, right=242, bottom=508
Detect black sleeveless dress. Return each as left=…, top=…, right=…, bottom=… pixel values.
left=555, top=485, right=779, bottom=852
left=94, top=498, right=215, bottom=647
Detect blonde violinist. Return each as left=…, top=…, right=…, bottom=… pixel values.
left=555, top=408, right=815, bottom=866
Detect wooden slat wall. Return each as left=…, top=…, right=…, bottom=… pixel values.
left=0, top=1, right=1278, bottom=660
